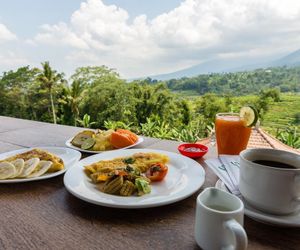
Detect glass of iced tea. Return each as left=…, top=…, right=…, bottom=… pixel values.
left=215, top=113, right=251, bottom=155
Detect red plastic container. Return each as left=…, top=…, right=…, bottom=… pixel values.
left=178, top=143, right=208, bottom=159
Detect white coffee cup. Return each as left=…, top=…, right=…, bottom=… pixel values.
left=195, top=187, right=247, bottom=250
left=239, top=148, right=300, bottom=215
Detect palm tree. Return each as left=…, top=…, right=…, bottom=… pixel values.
left=37, top=62, right=65, bottom=124
left=65, top=80, right=86, bottom=126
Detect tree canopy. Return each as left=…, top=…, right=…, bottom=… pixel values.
left=0, top=63, right=299, bottom=145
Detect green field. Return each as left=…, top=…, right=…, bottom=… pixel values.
left=177, top=91, right=300, bottom=137
left=262, top=93, right=300, bottom=131
left=229, top=93, right=300, bottom=134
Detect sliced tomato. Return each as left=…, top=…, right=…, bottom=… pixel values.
left=146, top=163, right=168, bottom=182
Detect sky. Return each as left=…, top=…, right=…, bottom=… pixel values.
left=1, top=0, right=300, bottom=79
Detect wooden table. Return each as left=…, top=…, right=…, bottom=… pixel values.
left=0, top=116, right=299, bottom=250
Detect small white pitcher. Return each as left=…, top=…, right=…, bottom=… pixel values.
left=195, top=187, right=248, bottom=250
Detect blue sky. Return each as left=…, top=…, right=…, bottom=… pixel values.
left=0, top=0, right=182, bottom=36
left=0, top=0, right=300, bottom=78
left=0, top=0, right=82, bottom=36
left=104, top=0, right=183, bottom=19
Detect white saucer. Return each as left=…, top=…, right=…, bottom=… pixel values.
left=215, top=179, right=300, bottom=227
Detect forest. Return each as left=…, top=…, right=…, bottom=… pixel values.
left=165, top=66, right=300, bottom=95
left=0, top=62, right=299, bottom=148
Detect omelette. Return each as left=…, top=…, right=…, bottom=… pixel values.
left=84, top=152, right=169, bottom=176
left=1, top=148, right=64, bottom=172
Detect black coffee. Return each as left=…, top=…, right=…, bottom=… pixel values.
left=252, top=160, right=297, bottom=169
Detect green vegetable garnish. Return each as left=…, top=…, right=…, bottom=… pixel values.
left=135, top=178, right=151, bottom=196
left=125, top=165, right=140, bottom=176
left=125, top=165, right=134, bottom=172
left=123, top=158, right=135, bottom=164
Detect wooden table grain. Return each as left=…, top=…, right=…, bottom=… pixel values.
left=0, top=116, right=299, bottom=250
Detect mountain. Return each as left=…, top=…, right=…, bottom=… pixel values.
left=149, top=49, right=300, bottom=80
left=271, top=49, right=300, bottom=67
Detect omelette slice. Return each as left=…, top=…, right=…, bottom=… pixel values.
left=1, top=148, right=64, bottom=172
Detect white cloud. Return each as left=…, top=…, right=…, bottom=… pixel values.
left=30, top=0, right=300, bottom=78
left=0, top=23, right=17, bottom=43
left=34, top=22, right=89, bottom=49
left=0, top=24, right=28, bottom=71
left=0, top=51, right=29, bottom=68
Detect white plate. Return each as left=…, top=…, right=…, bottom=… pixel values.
left=65, top=136, right=144, bottom=154
left=215, top=180, right=300, bottom=227
left=0, top=147, right=81, bottom=183
left=64, top=149, right=205, bottom=208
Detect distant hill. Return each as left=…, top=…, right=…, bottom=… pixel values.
left=150, top=49, right=300, bottom=80
left=272, top=49, right=300, bottom=67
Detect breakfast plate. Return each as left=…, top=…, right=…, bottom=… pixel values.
left=215, top=180, right=300, bottom=227
left=64, top=149, right=205, bottom=208
left=0, top=147, right=81, bottom=183
left=65, top=136, right=144, bottom=154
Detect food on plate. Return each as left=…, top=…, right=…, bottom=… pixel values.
left=2, top=148, right=64, bottom=172
left=28, top=160, right=53, bottom=178
left=71, top=130, right=95, bottom=148
left=84, top=152, right=169, bottom=196
left=0, top=162, right=16, bottom=179
left=10, top=159, right=25, bottom=178
left=70, top=129, right=139, bottom=151
left=93, top=130, right=115, bottom=151
left=110, top=129, right=138, bottom=148
left=146, top=162, right=168, bottom=182
left=0, top=148, right=64, bottom=180
left=19, top=158, right=40, bottom=177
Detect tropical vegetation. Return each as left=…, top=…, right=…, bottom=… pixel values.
left=0, top=63, right=299, bottom=148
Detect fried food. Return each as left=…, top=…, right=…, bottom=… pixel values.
left=84, top=152, right=169, bottom=197
left=85, top=152, right=169, bottom=175
left=2, top=148, right=64, bottom=172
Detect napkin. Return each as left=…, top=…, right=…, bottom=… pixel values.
left=205, top=155, right=241, bottom=196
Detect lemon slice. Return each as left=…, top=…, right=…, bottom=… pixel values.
left=81, top=137, right=96, bottom=150
left=28, top=161, right=52, bottom=178
left=0, top=162, right=16, bottom=179
left=10, top=159, right=25, bottom=178
left=240, top=106, right=258, bottom=127
left=19, top=158, right=40, bottom=177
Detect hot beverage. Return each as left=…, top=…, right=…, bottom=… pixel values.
left=252, top=160, right=297, bottom=169
left=239, top=148, right=300, bottom=214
